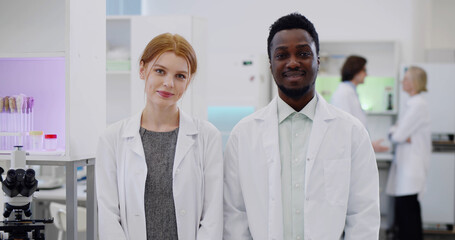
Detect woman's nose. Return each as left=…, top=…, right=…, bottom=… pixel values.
left=163, top=76, right=174, bottom=88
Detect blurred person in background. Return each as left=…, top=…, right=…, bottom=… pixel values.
left=386, top=66, right=431, bottom=240
left=331, top=55, right=389, bottom=152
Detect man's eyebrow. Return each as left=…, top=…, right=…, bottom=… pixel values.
left=273, top=46, right=288, bottom=51
left=296, top=44, right=311, bottom=49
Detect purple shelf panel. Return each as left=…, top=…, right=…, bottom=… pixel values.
left=0, top=57, right=66, bottom=150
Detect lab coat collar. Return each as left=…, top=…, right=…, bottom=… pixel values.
left=173, top=110, right=198, bottom=177
left=254, top=92, right=337, bottom=167
left=255, top=92, right=335, bottom=122
left=122, top=112, right=145, bottom=158
left=120, top=109, right=198, bottom=175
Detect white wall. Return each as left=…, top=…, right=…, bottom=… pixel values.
left=142, top=0, right=436, bottom=107
left=428, top=0, right=455, bottom=49
left=143, top=0, right=430, bottom=61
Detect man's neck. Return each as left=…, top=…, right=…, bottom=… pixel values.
left=278, top=91, right=315, bottom=112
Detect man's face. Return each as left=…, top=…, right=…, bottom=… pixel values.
left=270, top=29, right=319, bottom=100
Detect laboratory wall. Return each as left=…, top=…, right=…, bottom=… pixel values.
left=141, top=0, right=441, bottom=109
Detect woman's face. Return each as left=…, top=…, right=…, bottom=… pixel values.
left=352, top=66, right=367, bottom=85
left=402, top=71, right=415, bottom=95
left=140, top=51, right=190, bottom=109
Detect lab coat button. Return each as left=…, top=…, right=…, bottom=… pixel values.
left=295, top=209, right=301, bottom=214
left=307, top=157, right=310, bottom=161
left=306, top=197, right=309, bottom=201
left=295, top=133, right=298, bottom=137
left=296, top=236, right=301, bottom=240
left=295, top=183, right=300, bottom=188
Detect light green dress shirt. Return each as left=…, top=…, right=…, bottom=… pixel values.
left=277, top=95, right=317, bottom=240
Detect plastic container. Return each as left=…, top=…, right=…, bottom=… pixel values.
left=29, top=131, right=44, bottom=151
left=44, top=134, right=58, bottom=151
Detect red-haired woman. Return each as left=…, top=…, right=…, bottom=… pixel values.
left=96, top=33, right=223, bottom=240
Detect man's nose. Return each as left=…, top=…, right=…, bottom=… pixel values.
left=286, top=56, right=299, bottom=69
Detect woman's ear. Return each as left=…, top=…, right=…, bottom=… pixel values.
left=139, top=61, right=146, bottom=80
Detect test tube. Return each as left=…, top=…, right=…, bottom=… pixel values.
left=21, top=95, right=27, bottom=149
left=9, top=97, right=17, bottom=146
left=4, top=97, right=11, bottom=149
left=16, top=95, right=25, bottom=147
left=27, top=97, right=34, bottom=131
left=30, top=97, right=34, bottom=131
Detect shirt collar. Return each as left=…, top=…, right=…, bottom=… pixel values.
left=277, top=95, right=318, bottom=123
left=344, top=81, right=357, bottom=91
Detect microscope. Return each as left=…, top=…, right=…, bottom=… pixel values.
left=0, top=146, right=53, bottom=240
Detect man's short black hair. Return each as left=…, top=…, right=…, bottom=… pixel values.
left=267, top=12, right=319, bottom=61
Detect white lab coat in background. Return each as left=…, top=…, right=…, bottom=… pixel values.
left=96, top=110, right=223, bottom=240
left=331, top=81, right=368, bottom=127
left=224, top=94, right=380, bottom=240
left=386, top=93, right=431, bottom=196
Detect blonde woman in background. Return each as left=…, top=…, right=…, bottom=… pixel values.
left=386, top=66, right=431, bottom=240
left=96, top=33, right=223, bottom=239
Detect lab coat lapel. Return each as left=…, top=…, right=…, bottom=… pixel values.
left=256, top=97, right=284, bottom=238
left=173, top=110, right=197, bottom=177
left=123, top=112, right=145, bottom=159
left=259, top=97, right=280, bottom=165
left=306, top=94, right=336, bottom=179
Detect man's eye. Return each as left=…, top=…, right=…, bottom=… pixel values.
left=275, top=53, right=287, bottom=59
left=299, top=51, right=312, bottom=57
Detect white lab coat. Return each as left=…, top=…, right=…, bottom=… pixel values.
left=331, top=81, right=367, bottom=127
left=96, top=110, right=223, bottom=240
left=386, top=93, right=431, bottom=196
left=224, top=94, right=380, bottom=240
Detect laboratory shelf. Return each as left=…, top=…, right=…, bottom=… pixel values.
left=0, top=151, right=66, bottom=161
left=366, top=111, right=398, bottom=116
left=375, top=152, right=393, bottom=162
left=107, top=70, right=131, bottom=75
left=0, top=52, right=66, bottom=59
left=1, top=0, right=104, bottom=239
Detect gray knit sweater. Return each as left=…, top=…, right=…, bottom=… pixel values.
left=140, top=127, right=179, bottom=240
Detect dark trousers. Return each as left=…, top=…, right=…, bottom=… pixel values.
left=395, top=194, right=423, bottom=240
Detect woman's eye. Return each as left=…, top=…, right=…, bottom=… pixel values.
left=155, top=69, right=164, bottom=74
left=176, top=74, right=187, bottom=80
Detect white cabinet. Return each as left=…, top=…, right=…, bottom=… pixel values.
left=0, top=0, right=106, bottom=161
left=421, top=152, right=455, bottom=228
left=0, top=0, right=104, bottom=239
left=106, top=15, right=207, bottom=124
left=317, top=41, right=400, bottom=115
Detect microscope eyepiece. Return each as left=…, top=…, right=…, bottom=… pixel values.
left=24, top=169, right=36, bottom=187
left=5, top=169, right=17, bottom=187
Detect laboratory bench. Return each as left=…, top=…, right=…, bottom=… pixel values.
left=0, top=156, right=96, bottom=240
